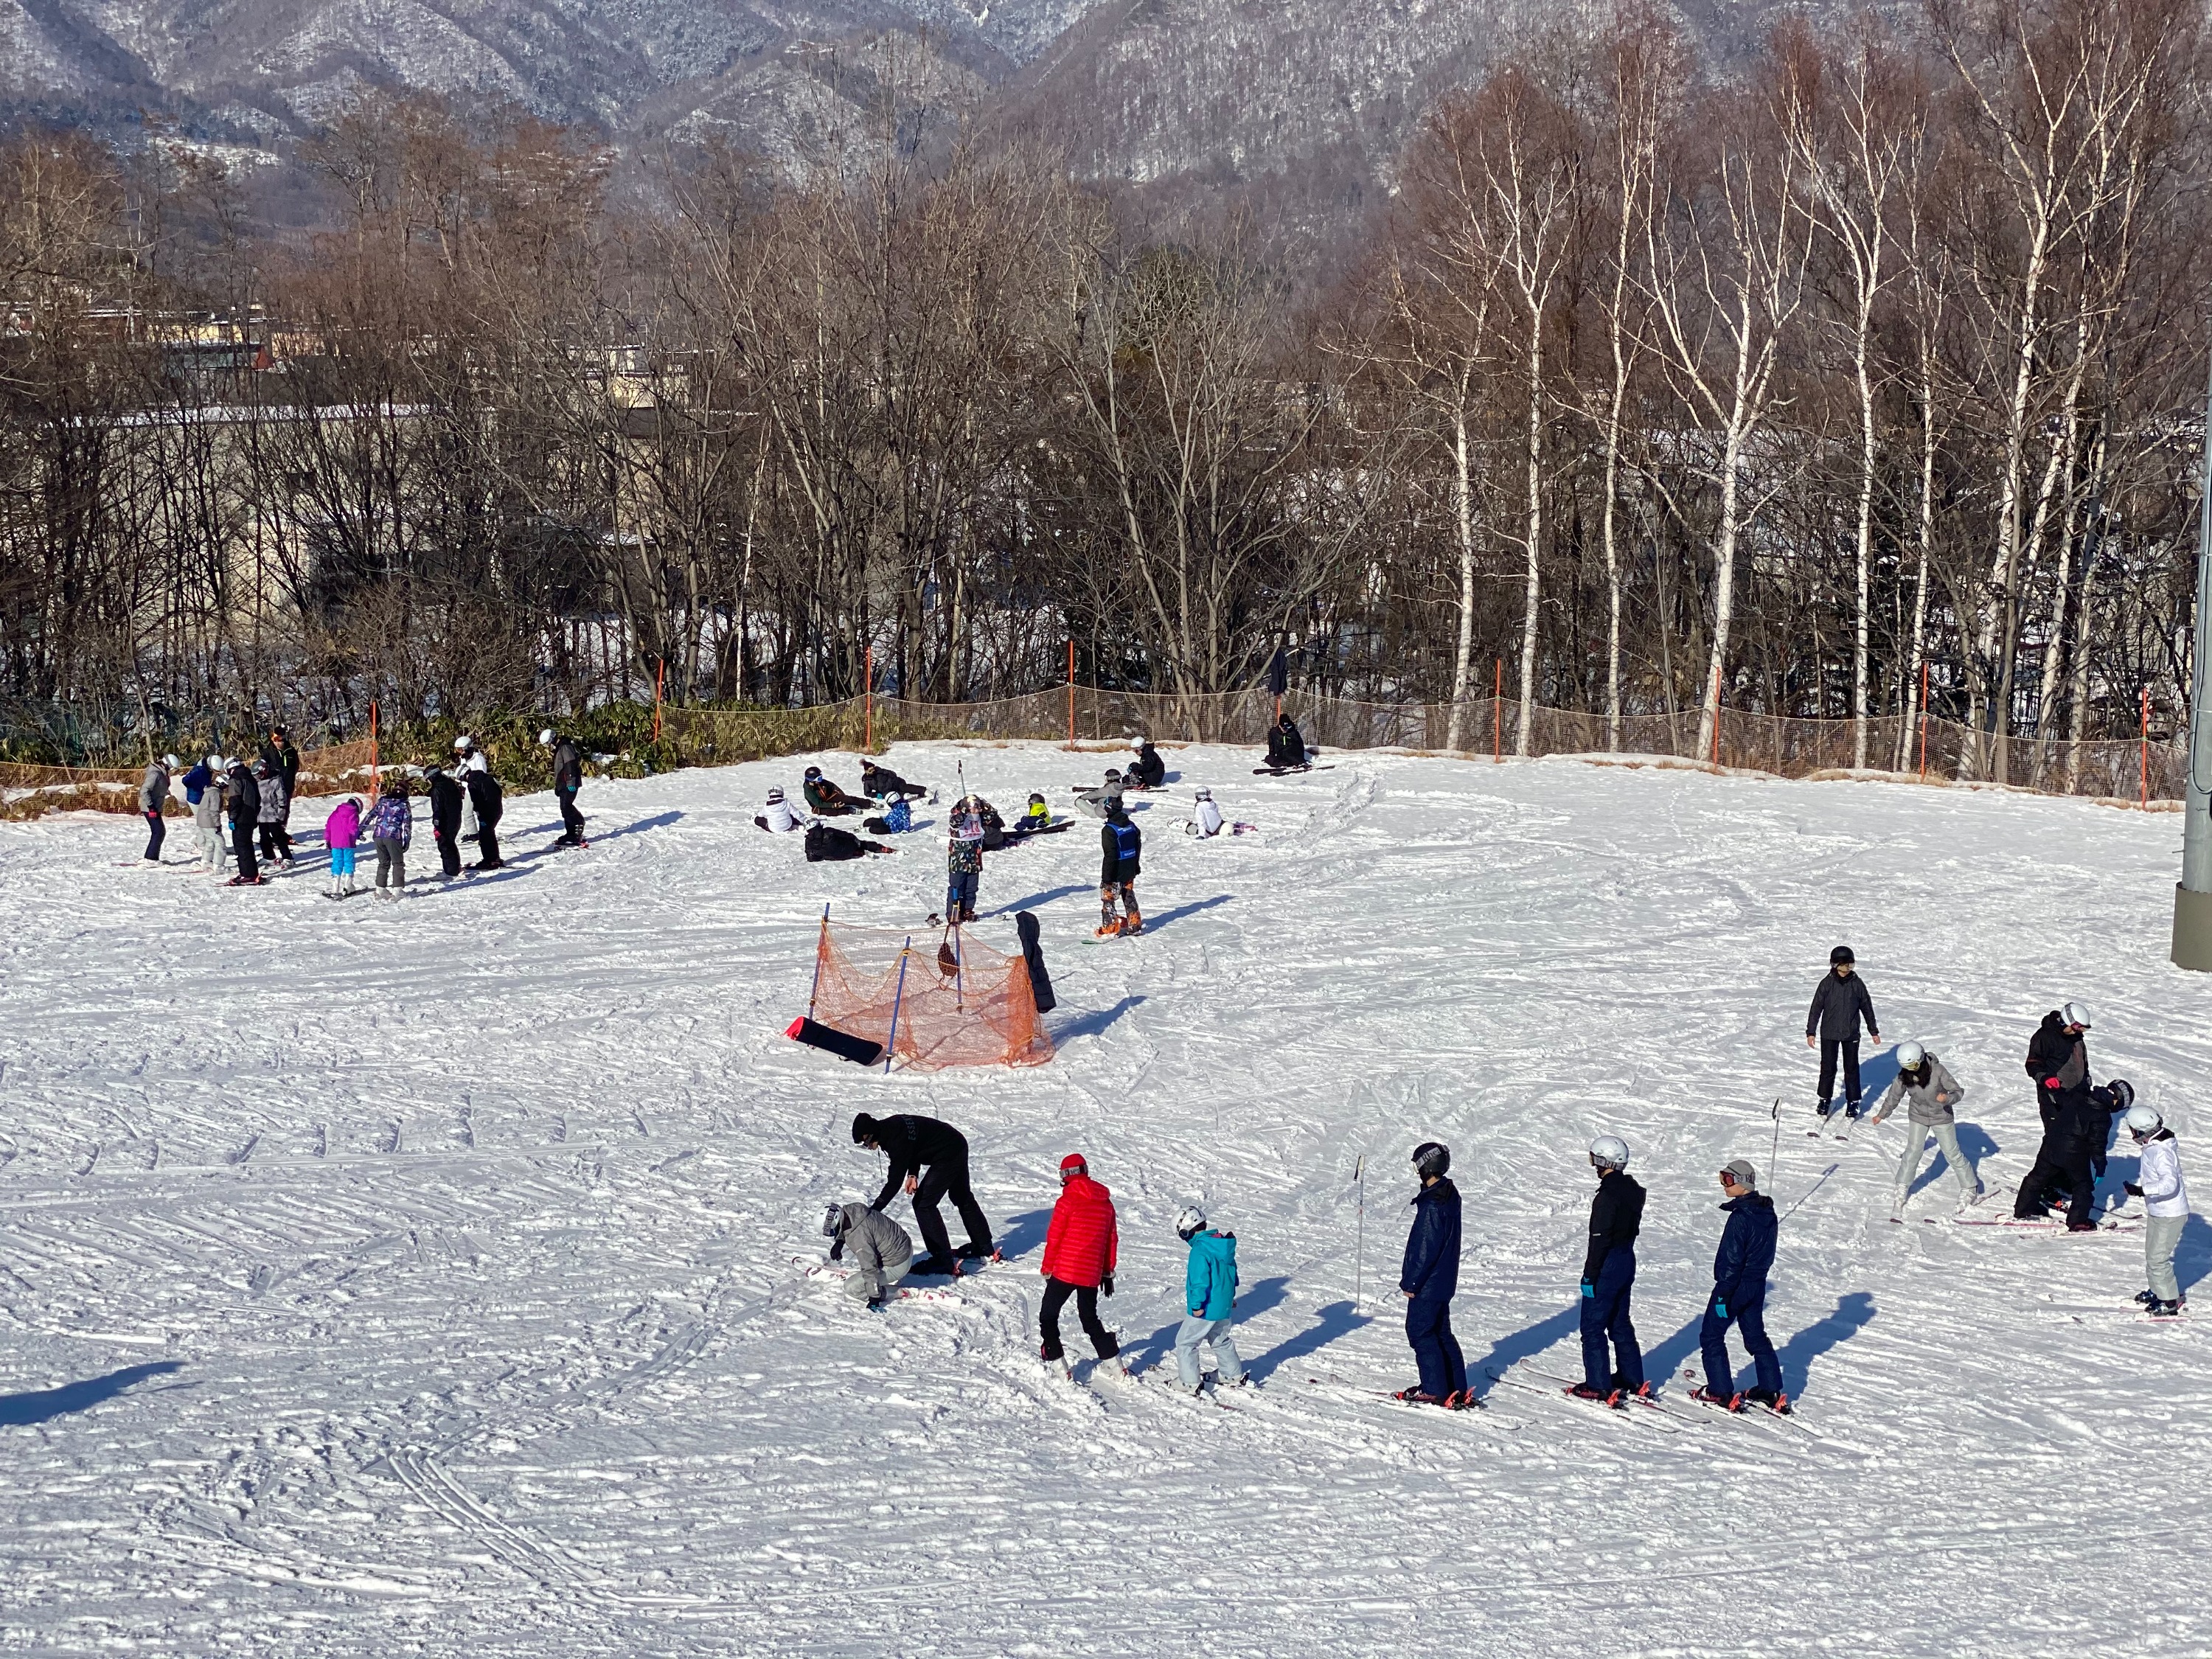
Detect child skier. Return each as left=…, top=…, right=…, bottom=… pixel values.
left=1098, top=804, right=1142, bottom=936
left=823, top=1202, right=914, bottom=1307
left=1576, top=1135, right=1648, bottom=1404
left=189, top=755, right=228, bottom=875
left=324, top=796, right=363, bottom=898
left=1399, top=1142, right=1467, bottom=1406
left=1869, top=1040, right=1985, bottom=1217
left=1189, top=787, right=1225, bottom=838
left=1689, top=1160, right=1787, bottom=1413
left=1804, top=945, right=1880, bottom=1124
left=1040, top=1153, right=1123, bottom=1378
left=366, top=776, right=412, bottom=900
left=1174, top=1205, right=1245, bottom=1393
left=2122, top=1104, right=2189, bottom=1318
left=945, top=807, right=985, bottom=924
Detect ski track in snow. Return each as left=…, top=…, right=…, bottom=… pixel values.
left=1, top=744, right=2207, bottom=1655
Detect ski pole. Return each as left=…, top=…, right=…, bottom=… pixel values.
left=1354, top=1154, right=1366, bottom=1310
left=1769, top=1097, right=1781, bottom=1186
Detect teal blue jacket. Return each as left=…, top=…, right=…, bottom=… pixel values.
left=1185, top=1231, right=1239, bottom=1318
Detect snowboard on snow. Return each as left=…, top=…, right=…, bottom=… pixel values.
left=1251, top=764, right=1335, bottom=776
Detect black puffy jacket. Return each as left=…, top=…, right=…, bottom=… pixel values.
left=1399, top=1178, right=1462, bottom=1300
left=1806, top=970, right=1877, bottom=1041
left=1582, top=1170, right=1646, bottom=1283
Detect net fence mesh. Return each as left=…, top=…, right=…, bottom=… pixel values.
left=809, top=919, right=1053, bottom=1072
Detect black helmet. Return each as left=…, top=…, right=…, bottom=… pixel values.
left=1830, top=945, right=1855, bottom=966
left=805, top=766, right=823, bottom=780
left=851, top=1113, right=878, bottom=1146
left=1412, top=1141, right=1450, bottom=1179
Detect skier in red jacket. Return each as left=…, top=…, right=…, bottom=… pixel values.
left=1040, top=1153, right=1124, bottom=1378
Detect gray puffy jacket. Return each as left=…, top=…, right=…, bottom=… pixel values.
left=138, top=762, right=171, bottom=814
left=832, top=1203, right=913, bottom=1293
left=1876, top=1055, right=1967, bottom=1126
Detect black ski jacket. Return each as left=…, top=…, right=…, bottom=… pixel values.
left=1582, top=1170, right=1646, bottom=1284
left=1399, top=1178, right=1462, bottom=1301
left=259, top=740, right=300, bottom=798
left=226, top=765, right=260, bottom=827
left=466, top=768, right=504, bottom=827
left=552, top=737, right=583, bottom=791
left=1806, top=970, right=1877, bottom=1042
left=1266, top=722, right=1307, bottom=768
left=428, top=772, right=464, bottom=835
left=1101, top=815, right=1142, bottom=885
left=1129, top=744, right=1166, bottom=788
left=868, top=1115, right=968, bottom=1210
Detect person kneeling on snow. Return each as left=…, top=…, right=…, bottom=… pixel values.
left=2122, top=1103, right=2189, bottom=1318
left=824, top=1201, right=913, bottom=1307
left=756, top=785, right=808, bottom=832
left=1690, top=1160, right=1787, bottom=1413
left=1175, top=1206, right=1246, bottom=1394
left=1040, top=1153, right=1123, bottom=1378
left=1098, top=804, right=1142, bottom=936
left=1870, top=1041, right=1984, bottom=1218
left=1127, top=738, right=1166, bottom=790
left=1265, top=714, right=1308, bottom=770
left=860, top=759, right=925, bottom=801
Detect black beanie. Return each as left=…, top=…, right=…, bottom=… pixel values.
left=852, top=1113, right=878, bottom=1145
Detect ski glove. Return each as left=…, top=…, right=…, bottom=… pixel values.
left=1101, top=1274, right=1114, bottom=1298
left=2044, top=1077, right=2061, bottom=1088
left=1579, top=1281, right=1594, bottom=1299
left=1714, top=1299, right=1728, bottom=1320
left=2124, top=1181, right=2144, bottom=1197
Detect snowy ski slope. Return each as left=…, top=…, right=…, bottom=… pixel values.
left=0, top=743, right=2205, bottom=1656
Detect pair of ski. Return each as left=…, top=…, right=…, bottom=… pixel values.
left=1484, top=1365, right=1689, bottom=1433
left=1251, top=764, right=1334, bottom=776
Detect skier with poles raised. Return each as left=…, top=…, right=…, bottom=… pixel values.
left=852, top=1113, right=996, bottom=1277
left=1398, top=1141, right=1468, bottom=1407
left=1573, top=1135, right=1649, bottom=1405
left=1688, top=1160, right=1787, bottom=1413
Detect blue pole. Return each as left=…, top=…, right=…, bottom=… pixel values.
left=951, top=922, right=965, bottom=1013
left=883, top=936, right=913, bottom=1074
left=806, top=903, right=830, bottom=1021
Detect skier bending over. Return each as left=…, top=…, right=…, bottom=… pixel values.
left=1098, top=804, right=1143, bottom=936
left=2016, top=1001, right=2128, bottom=1229
left=1575, top=1135, right=1649, bottom=1404
left=852, top=1113, right=995, bottom=1276
left=1265, top=714, right=1308, bottom=771
left=1871, top=1040, right=1985, bottom=1218
left=1399, top=1141, right=1468, bottom=1407
left=1805, top=945, right=1879, bottom=1124
left=1040, top=1153, right=1124, bottom=1379
left=1175, top=1205, right=1245, bottom=1394
left=1690, top=1160, right=1787, bottom=1413
left=860, top=759, right=925, bottom=801
left=138, top=753, right=175, bottom=863
left=823, top=1201, right=913, bottom=1307
left=2121, top=1103, right=2189, bottom=1318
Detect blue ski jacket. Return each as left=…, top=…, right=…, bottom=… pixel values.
left=1185, top=1230, right=1239, bottom=1318
left=1711, top=1192, right=1778, bottom=1307
left=1399, top=1178, right=1461, bottom=1301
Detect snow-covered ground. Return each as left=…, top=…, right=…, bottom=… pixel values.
left=1, top=743, right=2206, bottom=1656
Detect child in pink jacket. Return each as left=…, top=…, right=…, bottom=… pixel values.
left=324, top=796, right=363, bottom=899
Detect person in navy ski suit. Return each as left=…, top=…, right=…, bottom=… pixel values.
left=1399, top=1142, right=1467, bottom=1405
left=1578, top=1135, right=1647, bottom=1401
left=1694, top=1159, right=1785, bottom=1411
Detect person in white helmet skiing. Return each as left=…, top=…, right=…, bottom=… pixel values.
left=1869, top=1040, right=1986, bottom=1219
left=1173, top=1206, right=1246, bottom=1394
left=2121, top=1104, right=2188, bottom=1317
left=1575, top=1135, right=1648, bottom=1405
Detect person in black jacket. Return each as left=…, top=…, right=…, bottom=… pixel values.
left=1127, top=738, right=1166, bottom=790
left=1576, top=1135, right=1648, bottom=1402
left=853, top=1113, right=995, bottom=1276
left=1691, top=1161, right=1787, bottom=1412
left=224, top=757, right=262, bottom=886
left=2015, top=1001, right=2124, bottom=1228
left=426, top=763, right=465, bottom=878
left=860, top=759, right=925, bottom=801
left=1265, top=714, right=1308, bottom=771
left=1398, top=1142, right=1468, bottom=1407
left=466, top=764, right=504, bottom=869
left=1098, top=804, right=1143, bottom=936
left=543, top=728, right=586, bottom=845
left=1805, top=945, right=1881, bottom=1121
left=259, top=726, right=301, bottom=864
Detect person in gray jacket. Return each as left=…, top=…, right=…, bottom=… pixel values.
left=254, top=760, right=289, bottom=868
left=1870, top=1040, right=1985, bottom=1219
left=138, top=754, right=177, bottom=863
left=1072, top=769, right=1126, bottom=820
left=191, top=757, right=229, bottom=875
left=824, top=1202, right=914, bottom=1307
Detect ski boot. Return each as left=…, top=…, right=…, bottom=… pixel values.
left=1393, top=1388, right=1447, bottom=1406
left=1615, top=1380, right=1656, bottom=1405
left=1742, top=1388, right=1792, bottom=1415
left=2149, top=1301, right=2184, bottom=1319
left=1688, top=1386, right=1743, bottom=1412
left=1042, top=1350, right=1073, bottom=1381
left=2135, top=1289, right=2160, bottom=1307
left=954, top=1242, right=1001, bottom=1263
left=1565, top=1382, right=1618, bottom=1406
left=2066, top=1220, right=2100, bottom=1234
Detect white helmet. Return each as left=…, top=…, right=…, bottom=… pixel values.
left=1174, top=1205, right=1208, bottom=1239
left=2062, top=1001, right=2093, bottom=1030
left=539, top=728, right=554, bottom=745
left=204, top=753, right=220, bottom=767
left=1894, top=1041, right=1925, bottom=1071
left=161, top=752, right=179, bottom=768
left=453, top=736, right=472, bottom=751
left=1195, top=787, right=1212, bottom=800
left=2124, top=1103, right=2163, bottom=1136
left=1589, top=1135, right=1630, bottom=1172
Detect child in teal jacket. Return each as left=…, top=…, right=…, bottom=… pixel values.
left=1173, top=1206, right=1246, bottom=1393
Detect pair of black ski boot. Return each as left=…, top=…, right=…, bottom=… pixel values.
left=911, top=1242, right=1001, bottom=1279
left=1689, top=1385, right=1792, bottom=1415
left=1394, top=1386, right=1477, bottom=1410
left=2134, top=1290, right=2186, bottom=1319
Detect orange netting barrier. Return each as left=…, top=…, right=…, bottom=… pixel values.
left=806, top=918, right=1053, bottom=1071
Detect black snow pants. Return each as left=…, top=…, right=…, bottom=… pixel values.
left=1040, top=1278, right=1119, bottom=1363
left=2016, top=1133, right=2097, bottom=1227
left=911, top=1152, right=993, bottom=1262
left=1818, top=1037, right=1863, bottom=1109
left=555, top=784, right=585, bottom=843
left=231, top=821, right=259, bottom=881
left=436, top=827, right=462, bottom=877
left=143, top=810, right=166, bottom=861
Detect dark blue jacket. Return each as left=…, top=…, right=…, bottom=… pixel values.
left=1399, top=1178, right=1461, bottom=1300
left=1711, top=1192, right=1778, bottom=1307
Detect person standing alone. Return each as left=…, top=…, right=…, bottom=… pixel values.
left=1399, top=1141, right=1468, bottom=1407
left=1689, top=1160, right=1787, bottom=1413
left=544, top=729, right=586, bottom=846
left=1098, top=803, right=1142, bottom=937
left=138, top=753, right=176, bottom=863
left=1806, top=945, right=1880, bottom=1125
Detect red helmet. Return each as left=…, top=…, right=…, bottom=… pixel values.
left=1060, top=1153, right=1088, bottom=1181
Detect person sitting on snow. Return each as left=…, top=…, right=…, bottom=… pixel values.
left=1013, top=793, right=1051, bottom=835
left=861, top=759, right=926, bottom=801
left=1127, top=738, right=1166, bottom=790
left=1189, top=787, right=1225, bottom=838
left=756, top=785, right=809, bottom=832
left=805, top=822, right=894, bottom=861
left=1074, top=768, right=1126, bottom=820
left=1265, top=714, right=1309, bottom=771
left=823, top=1201, right=913, bottom=1307
left=803, top=765, right=863, bottom=816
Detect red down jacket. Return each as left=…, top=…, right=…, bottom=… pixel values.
left=1042, top=1175, right=1119, bottom=1287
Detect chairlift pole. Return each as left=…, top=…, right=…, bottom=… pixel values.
left=2174, top=337, right=2212, bottom=970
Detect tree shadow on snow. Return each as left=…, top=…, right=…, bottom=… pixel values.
left=1464, top=1305, right=1581, bottom=1401
left=0, top=1360, right=184, bottom=1425
left=1139, top=894, right=1233, bottom=933
left=995, top=1208, right=1053, bottom=1261
left=1244, top=1295, right=1370, bottom=1382
left=1050, top=995, right=1145, bottom=1045
left=2177, top=1214, right=2212, bottom=1295
left=1776, top=1291, right=1876, bottom=1398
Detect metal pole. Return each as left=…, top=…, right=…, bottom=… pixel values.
left=2174, top=335, right=2212, bottom=968
left=884, top=939, right=913, bottom=1073
left=1353, top=1155, right=1365, bottom=1309
left=807, top=905, right=830, bottom=1020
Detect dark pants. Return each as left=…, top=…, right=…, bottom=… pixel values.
left=1818, top=1037, right=1863, bottom=1109
left=258, top=822, right=290, bottom=863
left=142, top=810, right=166, bottom=860
left=1699, top=1290, right=1782, bottom=1397
left=911, top=1152, right=992, bottom=1262
left=230, top=821, right=259, bottom=880
left=1040, top=1277, right=1119, bottom=1362
left=476, top=818, right=501, bottom=868
left=1405, top=1295, right=1467, bottom=1397
left=946, top=869, right=978, bottom=919
left=2016, top=1133, right=2097, bottom=1225
left=436, top=827, right=462, bottom=877
left=555, top=785, right=584, bottom=843
left=1580, top=1249, right=1644, bottom=1391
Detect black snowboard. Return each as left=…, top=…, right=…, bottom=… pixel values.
left=1015, top=910, right=1057, bottom=1013
left=1251, top=764, right=1333, bottom=776
left=786, top=1016, right=883, bottom=1066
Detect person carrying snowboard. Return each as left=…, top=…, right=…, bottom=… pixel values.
left=1127, top=738, right=1166, bottom=790
left=224, top=757, right=262, bottom=886
left=860, top=759, right=925, bottom=801
left=1174, top=1205, right=1246, bottom=1394
left=1399, top=1141, right=1467, bottom=1406
left=822, top=1201, right=914, bottom=1307
left=2121, top=1103, right=2189, bottom=1318
left=1098, top=802, right=1142, bottom=937
left=426, top=762, right=465, bottom=878
left=138, top=753, right=176, bottom=863
left=1805, top=945, right=1880, bottom=1124
left=465, top=758, right=504, bottom=869
left=543, top=728, right=585, bottom=845
left=324, top=794, right=363, bottom=898
left=945, top=806, right=984, bottom=924
left=852, top=1113, right=995, bottom=1276
left=1870, top=1040, right=1985, bottom=1218
left=2017, top=1002, right=2124, bottom=1230
left=1689, top=1160, right=1787, bottom=1413
left=1040, top=1152, right=1124, bottom=1379
left=1576, top=1135, right=1649, bottom=1404
left=1265, top=714, right=1308, bottom=771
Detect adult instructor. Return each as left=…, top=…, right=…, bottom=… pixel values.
left=853, top=1113, right=996, bottom=1277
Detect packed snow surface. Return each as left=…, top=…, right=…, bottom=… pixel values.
left=1, top=744, right=2206, bottom=1655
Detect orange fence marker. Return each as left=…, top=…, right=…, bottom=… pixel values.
left=1919, top=661, right=1930, bottom=782
left=1493, top=658, right=1502, bottom=762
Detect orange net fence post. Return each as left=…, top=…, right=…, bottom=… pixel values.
left=804, top=921, right=1053, bottom=1071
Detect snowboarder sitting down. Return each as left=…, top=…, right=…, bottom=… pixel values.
left=1265, top=714, right=1308, bottom=771
left=824, top=1201, right=913, bottom=1307
left=860, top=759, right=926, bottom=801
left=805, top=823, right=894, bottom=862
left=756, top=785, right=808, bottom=832
left=803, top=765, right=863, bottom=816
left=1073, top=769, right=1125, bottom=820
left=1127, top=738, right=1166, bottom=790
left=1189, top=787, right=1224, bottom=838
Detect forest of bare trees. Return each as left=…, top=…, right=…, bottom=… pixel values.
left=1, top=0, right=2207, bottom=783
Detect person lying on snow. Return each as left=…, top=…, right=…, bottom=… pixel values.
left=805, top=823, right=894, bottom=861
left=1127, top=738, right=1166, bottom=790
left=1265, top=714, right=1308, bottom=770
left=861, top=759, right=927, bottom=801
left=803, top=765, right=864, bottom=815
left=1074, top=768, right=1126, bottom=819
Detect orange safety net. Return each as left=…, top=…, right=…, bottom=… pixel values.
left=807, top=919, right=1053, bottom=1071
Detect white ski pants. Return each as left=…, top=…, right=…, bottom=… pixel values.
left=1175, top=1314, right=1245, bottom=1388
left=1893, top=1121, right=1980, bottom=1208
left=2145, top=1213, right=2185, bottom=1304
left=196, top=824, right=227, bottom=871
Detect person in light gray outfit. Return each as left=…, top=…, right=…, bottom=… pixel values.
left=2121, top=1103, right=2189, bottom=1315
left=191, top=757, right=228, bottom=874
left=824, top=1201, right=913, bottom=1306
left=1870, top=1040, right=1985, bottom=1218
left=1072, top=769, right=1126, bottom=820
left=138, top=754, right=176, bottom=862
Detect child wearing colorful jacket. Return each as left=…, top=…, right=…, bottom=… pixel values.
left=365, top=779, right=413, bottom=900
left=1174, top=1206, right=1245, bottom=1393
left=324, top=796, right=364, bottom=898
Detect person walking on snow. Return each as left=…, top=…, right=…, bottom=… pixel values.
left=427, top=762, right=465, bottom=878
left=1689, top=1160, right=1787, bottom=1413
left=822, top=1202, right=913, bottom=1307
left=224, top=757, right=262, bottom=885
left=1174, top=1206, right=1246, bottom=1394
left=852, top=1113, right=995, bottom=1276
left=2121, top=1104, right=2189, bottom=1318
left=1399, top=1142, right=1468, bottom=1406
left=366, top=776, right=412, bottom=900
left=544, top=729, right=586, bottom=845
left=138, top=753, right=176, bottom=863
left=2016, top=1002, right=2127, bottom=1229
left=465, top=759, right=504, bottom=869
left=1039, top=1153, right=1124, bottom=1378
left=1576, top=1135, right=1649, bottom=1404
left=1806, top=945, right=1880, bottom=1123
left=189, top=755, right=228, bottom=875
left=1098, top=803, right=1143, bottom=936
left=945, top=807, right=984, bottom=923
left=324, top=795, right=363, bottom=898
left=1871, top=1041, right=1986, bottom=1218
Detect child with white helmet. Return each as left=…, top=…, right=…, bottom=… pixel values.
left=1189, top=787, right=1225, bottom=838
left=1173, top=1206, right=1246, bottom=1394
left=2121, top=1103, right=2188, bottom=1318
left=1869, top=1040, right=1986, bottom=1219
